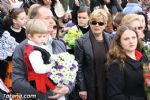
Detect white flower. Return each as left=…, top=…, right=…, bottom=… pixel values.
left=48, top=52, right=78, bottom=86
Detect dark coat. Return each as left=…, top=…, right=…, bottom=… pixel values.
left=106, top=56, right=148, bottom=100
left=74, top=31, right=113, bottom=100
left=12, top=39, right=66, bottom=100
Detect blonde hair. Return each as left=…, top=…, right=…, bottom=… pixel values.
left=90, top=9, right=108, bottom=24
left=121, top=14, right=140, bottom=25
left=26, top=19, right=48, bottom=37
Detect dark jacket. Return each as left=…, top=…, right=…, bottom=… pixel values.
left=90, top=0, right=106, bottom=11
left=106, top=55, right=148, bottom=100
left=12, top=39, right=66, bottom=100
left=74, top=31, right=113, bottom=100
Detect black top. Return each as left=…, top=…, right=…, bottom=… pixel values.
left=90, top=32, right=107, bottom=100
left=78, top=25, right=90, bottom=34
left=7, top=27, right=26, bottom=43
left=106, top=55, right=148, bottom=100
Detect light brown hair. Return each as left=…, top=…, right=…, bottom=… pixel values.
left=26, top=19, right=48, bottom=37
left=107, top=25, right=141, bottom=66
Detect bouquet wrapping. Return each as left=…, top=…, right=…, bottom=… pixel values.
left=48, top=52, right=78, bottom=87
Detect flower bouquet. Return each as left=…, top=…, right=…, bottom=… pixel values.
left=0, top=31, right=18, bottom=60
left=143, top=42, right=150, bottom=100
left=63, top=26, right=83, bottom=48
left=48, top=52, right=78, bottom=99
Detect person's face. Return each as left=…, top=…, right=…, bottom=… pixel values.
left=120, top=30, right=137, bottom=53
left=13, top=12, right=27, bottom=28
left=43, top=0, right=52, bottom=6
left=105, top=24, right=114, bottom=33
left=28, top=33, right=49, bottom=45
left=138, top=15, right=146, bottom=30
left=51, top=21, right=58, bottom=38
left=77, top=12, right=89, bottom=27
left=103, top=0, right=111, bottom=4
left=37, top=7, right=54, bottom=33
left=90, top=18, right=106, bottom=35
left=130, top=20, right=144, bottom=40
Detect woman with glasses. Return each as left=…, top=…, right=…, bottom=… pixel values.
left=121, top=14, right=145, bottom=40
left=74, top=9, right=113, bottom=100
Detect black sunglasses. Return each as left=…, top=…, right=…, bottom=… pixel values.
left=90, top=21, right=105, bottom=26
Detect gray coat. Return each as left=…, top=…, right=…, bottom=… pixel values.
left=74, top=31, right=113, bottom=100
left=12, top=39, right=66, bottom=100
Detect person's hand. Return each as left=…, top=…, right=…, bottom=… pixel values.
left=48, top=93, right=63, bottom=99
left=48, top=84, right=70, bottom=99
left=79, top=91, right=87, bottom=100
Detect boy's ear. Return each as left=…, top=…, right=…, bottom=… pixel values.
left=27, top=34, right=31, bottom=39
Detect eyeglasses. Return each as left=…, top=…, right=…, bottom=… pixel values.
left=90, top=21, right=105, bottom=26
left=133, top=26, right=143, bottom=30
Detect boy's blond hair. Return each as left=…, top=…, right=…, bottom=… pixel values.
left=26, top=19, right=48, bottom=37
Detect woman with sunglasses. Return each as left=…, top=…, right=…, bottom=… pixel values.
left=74, top=9, right=113, bottom=100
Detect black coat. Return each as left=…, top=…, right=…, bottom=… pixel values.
left=106, top=55, right=148, bottom=100
left=74, top=31, right=113, bottom=100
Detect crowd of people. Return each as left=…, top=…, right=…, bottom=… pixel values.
left=0, top=0, right=150, bottom=100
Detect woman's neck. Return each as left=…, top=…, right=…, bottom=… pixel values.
left=11, top=26, right=22, bottom=32
left=126, top=51, right=136, bottom=60
left=93, top=33, right=103, bottom=42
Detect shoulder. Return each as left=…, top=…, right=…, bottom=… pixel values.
left=103, top=31, right=114, bottom=39
left=76, top=32, right=89, bottom=44
left=107, top=59, right=121, bottom=70
left=15, top=39, right=28, bottom=52
left=103, top=32, right=114, bottom=46
left=52, top=39, right=66, bottom=50
left=78, top=31, right=89, bottom=40
left=53, top=39, right=65, bottom=45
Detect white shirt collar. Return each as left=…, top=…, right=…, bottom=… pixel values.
left=28, top=40, right=49, bottom=52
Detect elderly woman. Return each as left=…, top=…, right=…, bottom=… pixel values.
left=121, top=14, right=145, bottom=40
left=74, top=9, right=113, bottom=100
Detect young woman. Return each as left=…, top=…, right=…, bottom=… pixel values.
left=106, top=25, right=148, bottom=100
left=3, top=8, right=27, bottom=43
